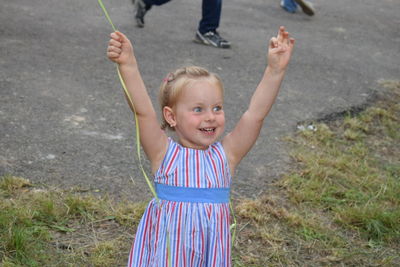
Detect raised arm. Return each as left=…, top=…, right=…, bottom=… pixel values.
left=107, top=31, right=168, bottom=173
left=222, top=26, right=295, bottom=173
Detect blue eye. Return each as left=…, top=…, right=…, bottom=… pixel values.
left=213, top=106, right=222, bottom=112
left=193, top=107, right=202, bottom=112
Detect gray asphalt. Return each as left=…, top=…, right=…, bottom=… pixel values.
left=1, top=0, right=399, bottom=201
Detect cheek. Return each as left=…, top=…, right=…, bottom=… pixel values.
left=186, top=114, right=202, bottom=127
left=218, top=114, right=225, bottom=126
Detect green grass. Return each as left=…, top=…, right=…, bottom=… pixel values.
left=0, top=176, right=147, bottom=266
left=1, top=80, right=399, bottom=266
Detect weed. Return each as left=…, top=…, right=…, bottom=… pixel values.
left=0, top=175, right=31, bottom=196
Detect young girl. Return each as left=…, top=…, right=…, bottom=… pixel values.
left=107, top=26, right=294, bottom=267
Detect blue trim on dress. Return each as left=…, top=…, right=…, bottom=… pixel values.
left=155, top=183, right=230, bottom=203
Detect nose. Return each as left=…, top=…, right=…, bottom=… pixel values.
left=205, top=110, right=215, bottom=121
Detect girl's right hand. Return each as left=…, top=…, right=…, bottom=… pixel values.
left=107, top=31, right=136, bottom=67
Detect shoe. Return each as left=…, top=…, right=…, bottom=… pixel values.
left=294, top=0, right=315, bottom=16
left=134, top=0, right=151, bottom=28
left=194, top=31, right=231, bottom=49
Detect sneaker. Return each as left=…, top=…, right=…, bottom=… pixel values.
left=134, top=0, right=151, bottom=28
left=194, top=31, right=231, bottom=49
left=294, top=0, right=315, bottom=16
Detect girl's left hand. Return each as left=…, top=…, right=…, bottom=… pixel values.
left=267, top=26, right=295, bottom=74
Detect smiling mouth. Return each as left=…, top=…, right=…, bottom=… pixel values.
left=199, top=127, right=216, bottom=133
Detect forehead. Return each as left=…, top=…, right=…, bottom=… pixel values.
left=179, top=79, right=223, bottom=103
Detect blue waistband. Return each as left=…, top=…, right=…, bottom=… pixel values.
left=155, top=183, right=230, bottom=203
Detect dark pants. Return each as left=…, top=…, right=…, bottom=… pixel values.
left=143, top=0, right=222, bottom=34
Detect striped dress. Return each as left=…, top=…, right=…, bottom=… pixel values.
left=128, top=138, right=232, bottom=267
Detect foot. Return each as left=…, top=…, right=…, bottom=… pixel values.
left=194, top=31, right=231, bottom=49
left=134, top=0, right=151, bottom=28
left=294, top=0, right=315, bottom=16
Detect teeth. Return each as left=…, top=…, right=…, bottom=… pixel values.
left=201, top=128, right=215, bottom=132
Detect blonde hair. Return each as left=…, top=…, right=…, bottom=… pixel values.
left=159, top=66, right=224, bottom=131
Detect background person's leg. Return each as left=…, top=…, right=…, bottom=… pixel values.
left=134, top=0, right=172, bottom=27
left=198, top=0, right=221, bottom=34
left=281, top=0, right=298, bottom=13
left=195, top=0, right=230, bottom=48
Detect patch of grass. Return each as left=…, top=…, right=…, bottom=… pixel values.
left=113, top=201, right=147, bottom=228
left=0, top=186, right=53, bottom=266
left=88, top=238, right=127, bottom=267
left=0, top=174, right=32, bottom=196
left=281, top=84, right=400, bottom=242
left=0, top=177, right=145, bottom=266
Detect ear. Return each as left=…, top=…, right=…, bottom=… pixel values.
left=163, top=106, right=177, bottom=127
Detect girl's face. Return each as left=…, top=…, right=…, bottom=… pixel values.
left=170, top=79, right=225, bottom=150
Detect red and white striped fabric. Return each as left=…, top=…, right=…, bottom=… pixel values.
left=128, top=138, right=232, bottom=267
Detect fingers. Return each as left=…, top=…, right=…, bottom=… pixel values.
left=109, top=32, right=122, bottom=46
left=109, top=31, right=129, bottom=48
left=107, top=32, right=123, bottom=59
left=106, top=31, right=135, bottom=64
left=289, top=37, right=295, bottom=48
left=277, top=26, right=290, bottom=45
left=270, top=37, right=278, bottom=49
left=110, top=31, right=131, bottom=46
left=110, top=31, right=125, bottom=41
left=114, top=31, right=127, bottom=40
left=275, top=26, right=294, bottom=47
left=109, top=38, right=121, bottom=49
left=277, top=26, right=285, bottom=43
left=107, top=45, right=121, bottom=57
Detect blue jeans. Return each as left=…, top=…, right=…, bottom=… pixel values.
left=282, top=0, right=298, bottom=13
left=143, top=0, right=222, bottom=34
